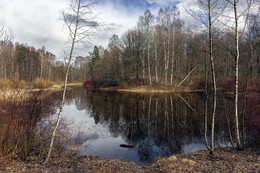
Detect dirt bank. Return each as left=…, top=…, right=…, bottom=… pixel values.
left=0, top=149, right=259, bottom=173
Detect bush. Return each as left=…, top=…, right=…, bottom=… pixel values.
left=98, top=81, right=119, bottom=87
left=0, top=78, right=14, bottom=90
left=17, top=80, right=29, bottom=89
left=32, top=78, right=54, bottom=89
left=192, top=79, right=212, bottom=91
left=221, top=79, right=246, bottom=92
left=0, top=91, right=69, bottom=160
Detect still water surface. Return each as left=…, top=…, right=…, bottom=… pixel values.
left=50, top=87, right=259, bottom=164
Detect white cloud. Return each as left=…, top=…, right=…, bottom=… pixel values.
left=0, top=0, right=143, bottom=58
left=177, top=0, right=206, bottom=26
left=1, top=0, right=257, bottom=59
left=0, top=0, right=68, bottom=57
left=177, top=0, right=259, bottom=32
left=93, top=2, right=142, bottom=47
left=147, top=0, right=180, bottom=5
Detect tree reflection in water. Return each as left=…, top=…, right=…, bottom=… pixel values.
left=58, top=88, right=260, bottom=164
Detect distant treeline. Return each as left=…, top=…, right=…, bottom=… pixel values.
left=86, top=7, right=260, bottom=88
left=0, top=6, right=259, bottom=88
left=0, top=42, right=86, bottom=84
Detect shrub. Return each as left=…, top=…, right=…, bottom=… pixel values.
left=0, top=78, right=14, bottom=90
left=192, top=79, right=213, bottom=91
left=17, top=80, right=29, bottom=89
left=0, top=91, right=70, bottom=160
left=221, top=79, right=246, bottom=92
left=32, top=78, right=54, bottom=89
left=83, top=80, right=97, bottom=89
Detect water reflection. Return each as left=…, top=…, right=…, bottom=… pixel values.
left=58, top=88, right=259, bottom=164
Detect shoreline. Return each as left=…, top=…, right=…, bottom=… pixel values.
left=98, top=85, right=260, bottom=94
left=0, top=82, right=83, bottom=100
left=1, top=83, right=259, bottom=101
left=99, top=85, right=204, bottom=93
left=0, top=149, right=259, bottom=172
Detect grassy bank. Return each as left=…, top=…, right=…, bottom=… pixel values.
left=93, top=78, right=260, bottom=94
left=99, top=85, right=203, bottom=93
left=0, top=81, right=83, bottom=101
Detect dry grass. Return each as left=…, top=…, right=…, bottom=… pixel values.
left=0, top=89, right=29, bottom=101
left=0, top=82, right=83, bottom=101
left=66, top=82, right=83, bottom=87
left=32, top=78, right=55, bottom=89
left=100, top=85, right=202, bottom=93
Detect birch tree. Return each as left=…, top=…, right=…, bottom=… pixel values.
left=185, top=0, right=226, bottom=152
left=205, top=0, right=217, bottom=153
left=158, top=8, right=170, bottom=85
left=0, top=26, right=12, bottom=56
left=225, top=0, right=257, bottom=149
left=232, top=0, right=241, bottom=149
left=0, top=27, right=13, bottom=77
left=143, top=9, right=154, bottom=85
left=137, top=18, right=146, bottom=85
left=169, top=7, right=180, bottom=85
left=153, top=26, right=159, bottom=84
left=44, top=0, right=97, bottom=165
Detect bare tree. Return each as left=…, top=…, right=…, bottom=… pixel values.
left=0, top=26, right=12, bottom=56
left=44, top=0, right=97, bottom=165
left=205, top=0, right=219, bottom=153
left=225, top=0, right=257, bottom=149
left=231, top=0, right=241, bottom=149
left=143, top=9, right=154, bottom=86
left=185, top=0, right=226, bottom=152
left=0, top=27, right=13, bottom=79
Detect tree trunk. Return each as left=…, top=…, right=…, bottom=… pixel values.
left=147, top=38, right=152, bottom=85
left=170, top=30, right=175, bottom=85
left=204, top=47, right=210, bottom=150
left=142, top=48, right=145, bottom=85
left=208, top=0, right=217, bottom=152
left=40, top=52, right=44, bottom=78
left=154, top=38, right=159, bottom=84
left=233, top=0, right=241, bottom=149
left=166, top=29, right=170, bottom=84
left=44, top=0, right=80, bottom=165
left=178, top=65, right=198, bottom=86
left=164, top=39, right=168, bottom=85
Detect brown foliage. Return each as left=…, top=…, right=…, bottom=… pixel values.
left=0, top=90, right=69, bottom=160
left=32, top=78, right=55, bottom=89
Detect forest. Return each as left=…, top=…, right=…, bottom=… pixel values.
left=0, top=0, right=260, bottom=171
left=0, top=3, right=259, bottom=90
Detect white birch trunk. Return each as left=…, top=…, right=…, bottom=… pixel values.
left=44, top=0, right=80, bottom=165
left=202, top=0, right=217, bottom=152
left=154, top=39, right=159, bottom=84
left=233, top=0, right=241, bottom=149
left=142, top=48, right=145, bottom=85
left=170, top=31, right=175, bottom=85
left=40, top=52, right=44, bottom=78
left=166, top=28, right=170, bottom=84
left=147, top=38, right=152, bottom=85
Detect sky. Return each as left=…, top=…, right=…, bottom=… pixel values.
left=0, top=0, right=185, bottom=58
left=0, top=0, right=258, bottom=58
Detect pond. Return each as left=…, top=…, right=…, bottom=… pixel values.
left=49, top=87, right=259, bottom=164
